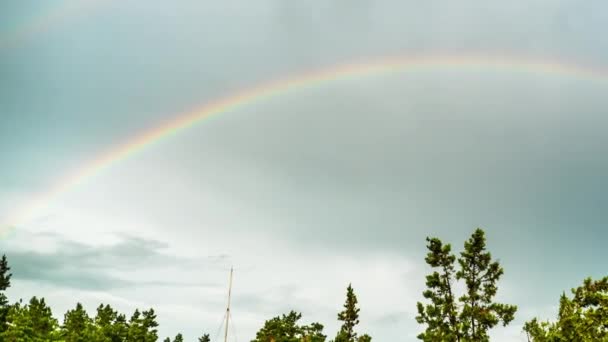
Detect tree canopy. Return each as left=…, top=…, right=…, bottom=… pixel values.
left=416, top=229, right=517, bottom=342
left=524, top=276, right=608, bottom=341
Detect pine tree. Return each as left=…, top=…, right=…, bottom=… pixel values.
left=251, top=310, right=326, bottom=342
left=141, top=308, right=160, bottom=341
left=1, top=297, right=60, bottom=341
left=27, top=296, right=59, bottom=339
left=0, top=254, right=12, bottom=334
left=416, top=228, right=517, bottom=341
left=456, top=229, right=516, bottom=341
left=173, top=333, right=184, bottom=342
left=525, top=276, right=608, bottom=341
left=93, top=303, right=128, bottom=341
left=336, top=284, right=360, bottom=342
left=62, top=303, right=94, bottom=342
left=198, top=333, right=211, bottom=342
left=416, top=238, right=459, bottom=342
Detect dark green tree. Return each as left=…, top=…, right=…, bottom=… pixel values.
left=524, top=276, right=608, bottom=341
left=336, top=284, right=360, bottom=342
left=251, top=310, right=326, bottom=342
left=416, top=237, right=459, bottom=341
left=127, top=308, right=159, bottom=341
left=198, top=333, right=211, bottom=342
left=62, top=303, right=94, bottom=341
left=1, top=297, right=60, bottom=341
left=0, top=254, right=12, bottom=333
left=416, top=228, right=517, bottom=342
left=163, top=338, right=171, bottom=342
left=457, top=229, right=517, bottom=341
left=172, top=333, right=184, bottom=342
left=356, top=334, right=372, bottom=342
left=26, top=296, right=59, bottom=340
left=93, top=303, right=128, bottom=341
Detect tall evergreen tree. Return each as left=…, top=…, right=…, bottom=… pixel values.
left=334, top=284, right=371, bottom=342
left=0, top=254, right=12, bottom=333
left=1, top=297, right=60, bottom=341
left=416, top=238, right=459, bottom=341
left=198, top=333, right=211, bottom=342
left=416, top=228, right=517, bottom=342
left=128, top=308, right=159, bottom=342
left=336, top=284, right=360, bottom=342
left=26, top=296, right=59, bottom=340
left=524, top=276, right=608, bottom=341
left=62, top=303, right=94, bottom=342
left=172, top=333, right=184, bottom=342
left=251, top=310, right=326, bottom=342
left=93, top=303, right=128, bottom=341
left=456, top=229, right=517, bottom=341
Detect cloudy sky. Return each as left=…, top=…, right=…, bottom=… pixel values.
left=1, top=0, right=608, bottom=341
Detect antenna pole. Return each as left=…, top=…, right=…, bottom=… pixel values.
left=224, top=267, right=233, bottom=342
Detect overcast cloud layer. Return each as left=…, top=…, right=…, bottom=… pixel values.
left=1, top=1, right=608, bottom=341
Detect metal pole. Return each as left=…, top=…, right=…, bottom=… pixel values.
left=224, top=267, right=233, bottom=342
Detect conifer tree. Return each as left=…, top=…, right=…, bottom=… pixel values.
left=1, top=297, right=60, bottom=341
left=334, top=284, right=371, bottom=342
left=173, top=332, right=184, bottom=342
left=524, top=276, right=608, bottom=341
left=62, top=302, right=94, bottom=342
left=336, top=284, right=360, bottom=342
left=416, top=228, right=517, bottom=342
left=416, top=237, right=459, bottom=341
left=0, top=254, right=12, bottom=333
left=456, top=229, right=517, bottom=341
left=199, top=333, right=211, bottom=342
left=251, top=310, right=326, bottom=342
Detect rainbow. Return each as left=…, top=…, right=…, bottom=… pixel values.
left=2, top=53, right=608, bottom=237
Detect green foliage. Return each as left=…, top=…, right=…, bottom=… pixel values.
left=0, top=254, right=12, bottom=333
left=336, top=284, right=360, bottom=342
left=251, top=310, right=326, bottom=342
left=172, top=333, right=184, bottom=342
left=0, top=297, right=60, bottom=341
left=62, top=303, right=95, bottom=341
left=416, top=228, right=517, bottom=341
left=524, top=276, right=608, bottom=341
left=356, top=334, right=371, bottom=342
left=127, top=308, right=159, bottom=341
left=92, top=303, right=129, bottom=341
left=333, top=284, right=371, bottom=342
left=198, top=333, right=211, bottom=342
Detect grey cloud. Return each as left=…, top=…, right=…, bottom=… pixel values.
left=3, top=232, right=224, bottom=290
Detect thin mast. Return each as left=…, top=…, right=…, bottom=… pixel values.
left=224, top=267, right=233, bottom=342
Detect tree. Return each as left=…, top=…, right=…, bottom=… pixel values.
left=334, top=284, right=371, bottom=342
left=92, top=303, right=128, bottom=341
left=416, top=238, right=459, bottom=341
left=172, top=333, right=184, bottom=342
left=1, top=296, right=60, bottom=341
left=416, top=228, right=517, bottom=342
left=0, top=254, right=12, bottom=333
left=357, top=334, right=372, bottom=342
left=198, top=333, right=211, bottom=342
left=251, top=310, right=326, bottom=342
left=62, top=303, right=94, bottom=342
left=524, top=276, right=608, bottom=341
left=127, top=308, right=159, bottom=342
left=336, top=284, right=360, bottom=342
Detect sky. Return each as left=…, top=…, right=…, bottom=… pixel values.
left=1, top=0, right=608, bottom=341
